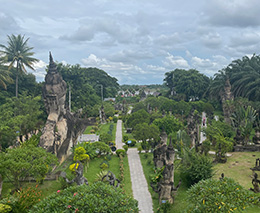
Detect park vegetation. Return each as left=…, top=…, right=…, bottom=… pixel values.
left=0, top=34, right=260, bottom=212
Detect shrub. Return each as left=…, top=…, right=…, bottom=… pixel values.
left=113, top=116, right=118, bottom=123
left=92, top=142, right=111, bottom=156
left=122, top=145, right=128, bottom=153
left=116, top=149, right=126, bottom=157
left=187, top=177, right=260, bottom=212
left=180, top=149, right=213, bottom=186
left=0, top=185, right=42, bottom=213
left=100, top=133, right=112, bottom=144
left=0, top=204, right=11, bottom=213
left=137, top=146, right=143, bottom=153
left=73, top=147, right=90, bottom=162
left=123, top=135, right=129, bottom=142
left=30, top=182, right=139, bottom=212
left=125, top=139, right=136, bottom=147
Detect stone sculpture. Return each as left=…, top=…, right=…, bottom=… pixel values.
left=101, top=171, right=120, bottom=188
left=39, top=53, right=90, bottom=162
left=152, top=132, right=180, bottom=204
left=60, top=161, right=88, bottom=186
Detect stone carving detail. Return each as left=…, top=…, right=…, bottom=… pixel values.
left=101, top=171, right=120, bottom=188
left=60, top=161, right=88, bottom=186
left=39, top=53, right=90, bottom=162
left=152, top=132, right=180, bottom=204
left=187, top=110, right=200, bottom=149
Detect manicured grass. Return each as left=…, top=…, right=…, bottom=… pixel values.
left=84, top=154, right=132, bottom=196
left=96, top=122, right=117, bottom=141
left=140, top=152, right=260, bottom=212
left=212, top=152, right=259, bottom=189
left=83, top=125, right=93, bottom=134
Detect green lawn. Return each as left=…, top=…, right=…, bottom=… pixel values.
left=139, top=152, right=260, bottom=212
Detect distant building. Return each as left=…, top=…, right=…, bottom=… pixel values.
left=77, top=134, right=99, bottom=143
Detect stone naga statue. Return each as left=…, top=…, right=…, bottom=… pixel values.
left=39, top=53, right=90, bottom=163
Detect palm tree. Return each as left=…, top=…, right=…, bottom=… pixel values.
left=229, top=55, right=260, bottom=101
left=0, top=64, right=13, bottom=90
left=0, top=34, right=38, bottom=97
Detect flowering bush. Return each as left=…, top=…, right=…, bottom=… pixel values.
left=0, top=185, right=42, bottom=213
left=30, top=182, right=139, bottom=212
left=187, top=177, right=260, bottom=212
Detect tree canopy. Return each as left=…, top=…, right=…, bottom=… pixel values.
left=164, top=69, right=210, bottom=101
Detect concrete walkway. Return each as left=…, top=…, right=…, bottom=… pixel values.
left=115, top=119, right=153, bottom=213
left=128, top=148, right=154, bottom=213
left=115, top=120, right=123, bottom=149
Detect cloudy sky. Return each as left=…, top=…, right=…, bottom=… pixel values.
left=1, top=0, right=260, bottom=85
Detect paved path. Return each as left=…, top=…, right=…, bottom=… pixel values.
left=115, top=120, right=123, bottom=149
left=128, top=148, right=154, bottom=213
left=115, top=119, right=153, bottom=213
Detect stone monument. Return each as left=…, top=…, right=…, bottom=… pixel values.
left=152, top=132, right=180, bottom=204
left=39, top=53, right=90, bottom=163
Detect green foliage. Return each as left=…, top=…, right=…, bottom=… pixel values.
left=231, top=105, right=258, bottom=144
left=126, top=109, right=150, bottom=129
left=150, top=166, right=165, bottom=184
left=99, top=133, right=113, bottom=144
left=73, top=142, right=97, bottom=159
left=153, top=115, right=182, bottom=135
left=164, top=69, right=210, bottom=101
left=0, top=145, right=58, bottom=189
left=122, top=144, right=129, bottom=152
left=30, top=182, right=139, bottom=213
left=132, top=123, right=160, bottom=150
left=0, top=185, right=42, bottom=213
left=187, top=177, right=260, bottom=212
left=73, top=147, right=90, bottom=163
left=113, top=116, right=118, bottom=123
left=123, top=135, right=129, bottom=142
left=180, top=149, right=213, bottom=187
left=57, top=63, right=119, bottom=113
left=0, top=95, right=45, bottom=149
left=116, top=149, right=126, bottom=157
left=92, top=142, right=111, bottom=156
left=204, top=123, right=234, bottom=158
left=0, top=34, right=39, bottom=97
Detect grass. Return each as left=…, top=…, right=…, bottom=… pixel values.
left=83, top=125, right=93, bottom=134
left=140, top=152, right=260, bottom=212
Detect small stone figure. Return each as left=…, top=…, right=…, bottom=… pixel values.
left=219, top=173, right=225, bottom=180
left=250, top=172, right=260, bottom=193
left=101, top=171, right=120, bottom=188
left=60, top=161, right=88, bottom=186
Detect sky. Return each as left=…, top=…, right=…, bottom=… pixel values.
left=1, top=0, right=260, bottom=85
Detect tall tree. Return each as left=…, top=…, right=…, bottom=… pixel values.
left=164, top=69, right=210, bottom=101
left=0, top=34, right=39, bottom=97
left=228, top=55, right=260, bottom=101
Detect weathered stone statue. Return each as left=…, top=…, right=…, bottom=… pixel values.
left=101, top=171, right=120, bottom=188
left=222, top=78, right=234, bottom=125
left=152, top=132, right=179, bottom=204
left=39, top=53, right=90, bottom=162
left=250, top=172, right=260, bottom=193
left=187, top=109, right=200, bottom=149
left=60, top=161, right=88, bottom=185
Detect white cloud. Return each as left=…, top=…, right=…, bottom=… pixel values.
left=163, top=53, right=190, bottom=69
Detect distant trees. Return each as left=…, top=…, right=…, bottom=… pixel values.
left=56, top=63, right=119, bottom=113
left=164, top=69, right=210, bottom=101
left=0, top=34, right=39, bottom=97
